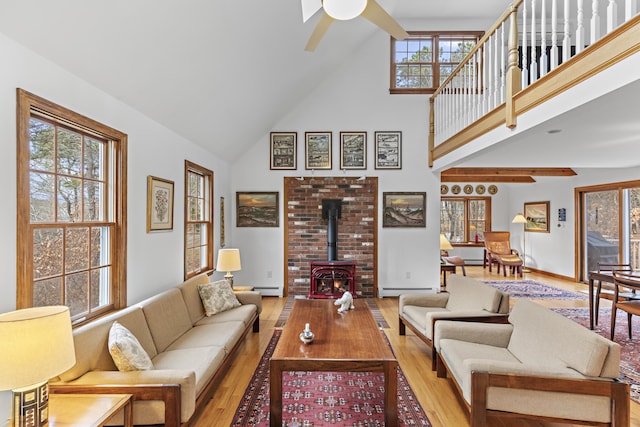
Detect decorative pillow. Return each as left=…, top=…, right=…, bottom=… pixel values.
left=198, top=280, right=241, bottom=316
left=108, top=321, right=154, bottom=372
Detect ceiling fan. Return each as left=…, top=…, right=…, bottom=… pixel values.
left=301, top=0, right=409, bottom=51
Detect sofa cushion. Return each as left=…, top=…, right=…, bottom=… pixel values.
left=166, top=320, right=246, bottom=354
left=140, top=288, right=194, bottom=353
left=108, top=321, right=154, bottom=371
left=402, top=305, right=448, bottom=339
left=445, top=275, right=503, bottom=313
left=198, top=280, right=241, bottom=316
left=177, top=273, right=213, bottom=324
left=153, top=345, right=226, bottom=396
left=195, top=304, right=258, bottom=329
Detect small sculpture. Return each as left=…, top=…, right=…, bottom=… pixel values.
left=299, top=323, right=314, bottom=344
left=334, top=290, right=354, bottom=313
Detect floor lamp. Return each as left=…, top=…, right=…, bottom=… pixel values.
left=512, top=213, right=531, bottom=273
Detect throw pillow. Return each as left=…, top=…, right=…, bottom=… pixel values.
left=108, top=321, right=154, bottom=372
left=198, top=280, right=241, bottom=316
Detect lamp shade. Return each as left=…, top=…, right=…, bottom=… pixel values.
left=216, top=248, right=242, bottom=273
left=512, top=213, right=527, bottom=224
left=439, top=234, right=453, bottom=250
left=0, top=306, right=75, bottom=391
left=323, top=0, right=367, bottom=20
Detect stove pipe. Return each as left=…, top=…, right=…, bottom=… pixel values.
left=322, top=199, right=342, bottom=261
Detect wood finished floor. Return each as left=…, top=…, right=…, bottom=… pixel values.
left=194, top=267, right=640, bottom=426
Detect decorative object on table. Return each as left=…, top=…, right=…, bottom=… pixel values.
left=524, top=201, right=550, bottom=232
left=382, top=192, right=426, bottom=227
left=451, top=184, right=461, bottom=194
left=0, top=306, right=76, bottom=427
left=216, top=248, right=242, bottom=285
left=512, top=213, right=531, bottom=273
left=339, top=131, right=366, bottom=169
left=463, top=184, right=473, bottom=194
left=488, top=184, right=498, bottom=194
left=299, top=323, right=315, bottom=344
left=270, top=131, right=297, bottom=170
left=147, top=175, right=174, bottom=232
left=374, top=131, right=402, bottom=169
left=439, top=233, right=453, bottom=263
left=236, top=191, right=279, bottom=227
left=475, top=184, right=486, bottom=194
left=335, top=290, right=354, bottom=313
left=305, top=131, right=332, bottom=170
left=440, top=184, right=448, bottom=195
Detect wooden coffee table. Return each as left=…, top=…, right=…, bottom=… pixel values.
left=270, top=298, right=398, bottom=426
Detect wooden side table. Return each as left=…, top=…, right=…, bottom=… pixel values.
left=233, top=285, right=255, bottom=292
left=440, top=263, right=456, bottom=287
left=48, top=393, right=133, bottom=427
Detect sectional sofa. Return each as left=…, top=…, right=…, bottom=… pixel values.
left=50, top=273, right=262, bottom=426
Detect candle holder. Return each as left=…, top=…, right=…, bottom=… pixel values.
left=299, top=323, right=315, bottom=344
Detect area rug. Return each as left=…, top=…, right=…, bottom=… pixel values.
left=274, top=297, right=390, bottom=329
left=231, top=330, right=431, bottom=426
left=483, top=279, right=588, bottom=300
left=551, top=306, right=640, bottom=403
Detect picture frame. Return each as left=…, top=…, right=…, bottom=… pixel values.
left=147, top=176, right=174, bottom=232
left=524, top=201, right=550, bottom=233
left=270, top=132, right=297, bottom=170
left=382, top=192, right=426, bottom=228
left=339, top=131, right=367, bottom=170
left=375, top=131, right=402, bottom=169
left=220, top=196, right=225, bottom=247
left=236, top=191, right=279, bottom=227
left=305, top=131, right=332, bottom=170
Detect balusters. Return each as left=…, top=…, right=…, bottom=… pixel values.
left=530, top=0, right=538, bottom=83
left=563, top=0, right=572, bottom=62
left=551, top=0, right=559, bottom=70
left=626, top=0, right=637, bottom=20
left=607, top=0, right=618, bottom=32
left=591, top=0, right=601, bottom=43
left=522, top=0, right=529, bottom=88
left=576, top=0, right=585, bottom=53
left=500, top=22, right=506, bottom=104
left=541, top=0, right=548, bottom=77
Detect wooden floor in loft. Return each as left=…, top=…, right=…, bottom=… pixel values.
left=195, top=267, right=640, bottom=427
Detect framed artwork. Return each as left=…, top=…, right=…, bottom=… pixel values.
left=524, top=201, right=550, bottom=233
left=270, top=132, right=297, bottom=170
left=220, top=197, right=225, bottom=247
left=147, top=176, right=174, bottom=232
left=236, top=191, right=279, bottom=227
left=382, top=192, right=426, bottom=228
left=340, top=131, right=367, bottom=170
left=305, top=131, right=332, bottom=170
left=374, top=131, right=402, bottom=169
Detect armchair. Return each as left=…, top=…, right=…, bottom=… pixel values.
left=611, top=270, right=640, bottom=340
left=483, top=231, right=523, bottom=278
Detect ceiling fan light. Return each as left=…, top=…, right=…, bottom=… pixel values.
left=323, top=0, right=367, bottom=20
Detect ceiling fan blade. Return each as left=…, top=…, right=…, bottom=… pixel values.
left=301, top=0, right=322, bottom=23
left=360, top=0, right=409, bottom=40
left=305, top=12, right=334, bottom=52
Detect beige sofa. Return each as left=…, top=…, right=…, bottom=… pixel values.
left=434, top=299, right=630, bottom=426
left=50, top=273, right=261, bottom=427
left=399, top=275, right=510, bottom=369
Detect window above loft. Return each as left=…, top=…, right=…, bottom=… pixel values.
left=390, top=31, right=483, bottom=94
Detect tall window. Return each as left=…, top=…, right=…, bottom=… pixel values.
left=184, top=161, right=213, bottom=279
left=440, top=197, right=491, bottom=243
left=17, top=89, right=127, bottom=324
left=390, top=31, right=482, bottom=94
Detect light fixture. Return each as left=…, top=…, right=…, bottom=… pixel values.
left=216, top=248, right=242, bottom=285
left=323, top=0, right=367, bottom=20
left=512, top=213, right=531, bottom=273
left=439, top=234, right=453, bottom=262
left=0, top=306, right=76, bottom=427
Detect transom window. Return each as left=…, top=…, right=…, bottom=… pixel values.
left=440, top=197, right=491, bottom=243
left=17, top=89, right=127, bottom=324
left=390, top=31, right=482, bottom=94
left=184, top=161, right=214, bottom=279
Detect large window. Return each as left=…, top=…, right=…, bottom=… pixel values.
left=184, top=161, right=213, bottom=279
left=440, top=197, right=491, bottom=243
left=390, top=31, right=482, bottom=94
left=17, top=89, right=127, bottom=324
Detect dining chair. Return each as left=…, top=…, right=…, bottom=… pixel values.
left=594, top=263, right=632, bottom=325
left=610, top=270, right=640, bottom=340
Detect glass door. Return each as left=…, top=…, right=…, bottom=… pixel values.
left=583, top=189, right=620, bottom=277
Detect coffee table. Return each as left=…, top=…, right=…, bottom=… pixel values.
left=270, top=298, right=398, bottom=426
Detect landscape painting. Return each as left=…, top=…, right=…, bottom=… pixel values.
left=524, top=201, right=550, bottom=232
left=383, top=192, right=426, bottom=228
left=236, top=192, right=279, bottom=227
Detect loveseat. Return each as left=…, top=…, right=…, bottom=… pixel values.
left=50, top=273, right=262, bottom=427
left=434, top=299, right=630, bottom=426
left=398, top=275, right=510, bottom=369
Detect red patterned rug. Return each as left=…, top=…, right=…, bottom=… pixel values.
left=483, top=279, right=588, bottom=300
left=231, top=330, right=431, bottom=426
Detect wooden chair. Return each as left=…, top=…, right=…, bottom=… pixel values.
left=483, top=231, right=523, bottom=278
left=594, top=263, right=632, bottom=325
left=611, top=271, right=640, bottom=340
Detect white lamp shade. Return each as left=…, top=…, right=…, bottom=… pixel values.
left=512, top=213, right=527, bottom=224
left=216, top=248, right=242, bottom=272
left=0, top=306, right=76, bottom=391
left=323, top=0, right=367, bottom=20
left=440, top=234, right=453, bottom=250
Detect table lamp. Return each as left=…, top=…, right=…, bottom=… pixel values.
left=0, top=306, right=76, bottom=427
left=216, top=248, right=242, bottom=285
left=440, top=234, right=453, bottom=263
left=512, top=213, right=531, bottom=273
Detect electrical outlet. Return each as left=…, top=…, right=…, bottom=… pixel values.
left=405, top=271, right=411, bottom=279
left=267, top=270, right=273, bottom=278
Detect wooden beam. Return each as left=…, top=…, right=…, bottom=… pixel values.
left=441, top=174, right=536, bottom=183
left=442, top=167, right=576, bottom=177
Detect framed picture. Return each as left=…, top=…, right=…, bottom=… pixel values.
left=236, top=191, right=279, bottom=227
left=147, top=176, right=174, bottom=232
left=340, top=131, right=367, bottom=170
left=270, top=132, right=297, bottom=170
left=524, top=201, right=550, bottom=233
left=382, top=192, right=426, bottom=228
left=375, top=131, right=402, bottom=169
left=305, top=131, right=332, bottom=170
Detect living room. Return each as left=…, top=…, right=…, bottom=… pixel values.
left=1, top=0, right=640, bottom=425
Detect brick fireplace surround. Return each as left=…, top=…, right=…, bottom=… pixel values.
left=284, top=176, right=378, bottom=298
